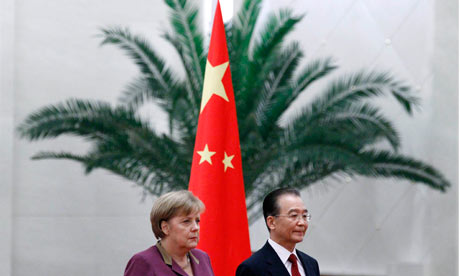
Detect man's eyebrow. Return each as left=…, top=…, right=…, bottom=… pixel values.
left=287, top=208, right=308, bottom=213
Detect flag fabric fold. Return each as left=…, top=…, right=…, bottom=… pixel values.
left=188, top=1, right=251, bottom=275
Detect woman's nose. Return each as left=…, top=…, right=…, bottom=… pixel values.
left=191, top=221, right=200, bottom=231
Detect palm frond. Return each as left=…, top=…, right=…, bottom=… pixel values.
left=163, top=0, right=205, bottom=95
left=310, top=71, right=419, bottom=115
left=231, top=0, right=262, bottom=52
left=287, top=56, right=337, bottom=107
left=84, top=139, right=190, bottom=192
left=287, top=103, right=401, bottom=151
left=254, top=43, right=303, bottom=133
left=86, top=151, right=185, bottom=194
left=245, top=142, right=362, bottom=222
left=119, top=77, right=153, bottom=108
left=257, top=56, right=336, bottom=139
left=321, top=104, right=400, bottom=150
left=99, top=27, right=177, bottom=100
left=17, top=99, right=156, bottom=142
left=170, top=96, right=200, bottom=147
left=18, top=99, right=126, bottom=140
left=245, top=141, right=370, bottom=197
left=250, top=9, right=303, bottom=62
left=32, top=151, right=88, bottom=162
left=238, top=9, right=303, bottom=119
left=162, top=32, right=201, bottom=116
left=363, top=150, right=450, bottom=192
left=229, top=0, right=263, bottom=93
left=31, top=150, right=179, bottom=194
left=27, top=107, right=192, bottom=194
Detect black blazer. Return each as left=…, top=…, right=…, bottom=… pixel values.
left=235, top=242, right=320, bottom=276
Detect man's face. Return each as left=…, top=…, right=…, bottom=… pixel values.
left=268, top=194, right=308, bottom=251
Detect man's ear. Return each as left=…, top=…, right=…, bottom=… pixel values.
left=161, top=220, right=170, bottom=236
left=266, top=216, right=276, bottom=230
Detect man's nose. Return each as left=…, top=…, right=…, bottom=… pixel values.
left=297, top=218, right=307, bottom=226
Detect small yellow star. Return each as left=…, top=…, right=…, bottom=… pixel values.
left=222, top=152, right=235, bottom=172
left=200, top=60, right=229, bottom=113
left=197, top=144, right=216, bottom=165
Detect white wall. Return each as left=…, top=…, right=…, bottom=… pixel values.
left=1, top=0, right=457, bottom=275
left=1, top=0, right=15, bottom=274
left=245, top=1, right=458, bottom=276
left=9, top=0, right=173, bottom=275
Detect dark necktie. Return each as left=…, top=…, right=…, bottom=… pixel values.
left=288, top=253, right=301, bottom=276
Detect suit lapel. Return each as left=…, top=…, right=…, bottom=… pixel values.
left=171, top=262, right=188, bottom=276
left=261, top=242, right=291, bottom=276
left=296, top=250, right=311, bottom=276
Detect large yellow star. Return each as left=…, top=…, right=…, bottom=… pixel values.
left=197, top=144, right=216, bottom=165
left=200, top=60, right=229, bottom=113
left=222, top=152, right=235, bottom=172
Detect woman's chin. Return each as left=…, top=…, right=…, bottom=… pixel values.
left=187, top=238, right=199, bottom=248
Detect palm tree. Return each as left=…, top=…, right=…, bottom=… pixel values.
left=18, top=0, right=449, bottom=223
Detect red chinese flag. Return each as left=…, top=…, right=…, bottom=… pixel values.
left=188, top=1, right=251, bottom=275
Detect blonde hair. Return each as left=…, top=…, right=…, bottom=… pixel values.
left=150, top=190, right=204, bottom=239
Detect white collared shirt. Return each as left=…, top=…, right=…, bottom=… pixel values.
left=268, top=238, right=306, bottom=276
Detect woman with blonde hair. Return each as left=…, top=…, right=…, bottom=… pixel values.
left=124, top=190, right=214, bottom=276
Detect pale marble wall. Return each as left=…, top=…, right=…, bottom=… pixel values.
left=1, top=0, right=457, bottom=275
left=0, top=0, right=15, bottom=274
left=245, top=1, right=458, bottom=275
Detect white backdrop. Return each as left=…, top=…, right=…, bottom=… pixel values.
left=1, top=0, right=457, bottom=275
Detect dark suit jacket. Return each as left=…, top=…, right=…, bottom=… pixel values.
left=235, top=242, right=320, bottom=276
left=124, top=244, right=214, bottom=276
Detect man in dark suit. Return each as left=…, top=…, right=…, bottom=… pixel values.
left=236, top=188, right=320, bottom=276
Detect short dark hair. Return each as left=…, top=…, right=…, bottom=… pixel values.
left=262, top=187, right=300, bottom=230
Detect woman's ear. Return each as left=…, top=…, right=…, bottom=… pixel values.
left=160, top=220, right=170, bottom=236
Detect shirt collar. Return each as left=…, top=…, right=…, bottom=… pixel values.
left=155, top=241, right=200, bottom=266
left=268, top=238, right=298, bottom=265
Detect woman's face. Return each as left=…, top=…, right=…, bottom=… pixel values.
left=162, top=211, right=201, bottom=251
